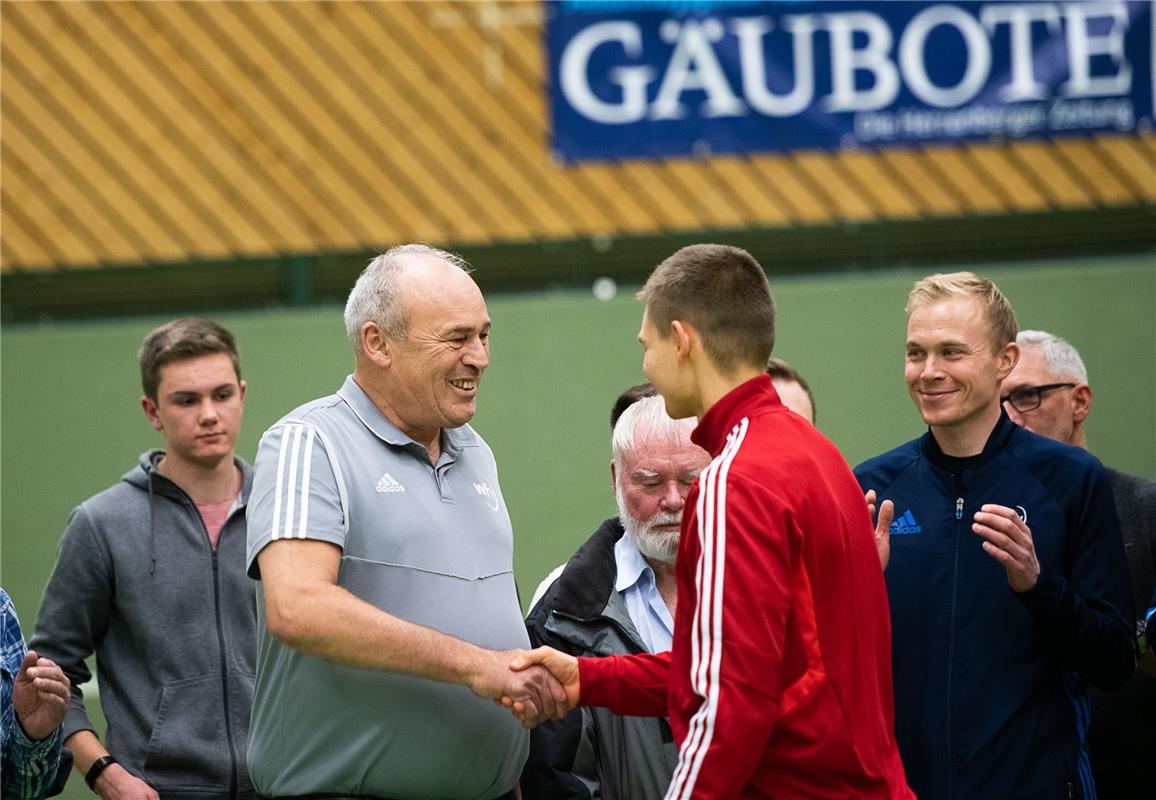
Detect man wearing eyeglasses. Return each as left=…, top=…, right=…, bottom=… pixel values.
left=856, top=273, right=1135, bottom=800
left=1003, top=329, right=1156, bottom=800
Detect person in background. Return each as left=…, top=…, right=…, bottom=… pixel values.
left=2, top=587, right=69, bottom=800
left=1002, top=328, right=1156, bottom=799
left=857, top=274, right=1135, bottom=800
left=31, top=318, right=257, bottom=800
left=522, top=394, right=710, bottom=799
left=608, top=382, right=658, bottom=431
left=766, top=357, right=816, bottom=424
left=527, top=382, right=659, bottom=612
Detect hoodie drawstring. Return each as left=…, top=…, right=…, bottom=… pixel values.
left=146, top=464, right=158, bottom=576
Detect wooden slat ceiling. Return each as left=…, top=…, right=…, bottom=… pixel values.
left=2, top=0, right=1153, bottom=272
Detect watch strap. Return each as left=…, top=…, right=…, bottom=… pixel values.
left=85, top=754, right=119, bottom=790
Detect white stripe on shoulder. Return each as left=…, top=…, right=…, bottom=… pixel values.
left=270, top=424, right=296, bottom=541
left=269, top=422, right=344, bottom=543
left=295, top=427, right=316, bottom=539
left=282, top=425, right=304, bottom=540
left=667, top=417, right=748, bottom=800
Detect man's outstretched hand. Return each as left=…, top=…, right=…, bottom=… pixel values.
left=501, top=647, right=580, bottom=728
left=468, top=648, right=569, bottom=726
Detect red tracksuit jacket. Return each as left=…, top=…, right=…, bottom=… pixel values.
left=579, top=375, right=914, bottom=799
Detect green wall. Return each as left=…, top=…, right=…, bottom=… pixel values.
left=3, top=253, right=1154, bottom=644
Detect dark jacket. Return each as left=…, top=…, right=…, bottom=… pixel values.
left=855, top=414, right=1135, bottom=800
left=521, top=518, right=677, bottom=800
left=1086, top=467, right=1156, bottom=800
left=31, top=451, right=257, bottom=799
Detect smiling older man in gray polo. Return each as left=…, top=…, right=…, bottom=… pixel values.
left=245, top=244, right=565, bottom=800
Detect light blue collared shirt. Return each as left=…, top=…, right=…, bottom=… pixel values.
left=614, top=533, right=675, bottom=654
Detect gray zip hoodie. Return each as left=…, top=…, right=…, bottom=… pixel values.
left=30, top=451, right=257, bottom=799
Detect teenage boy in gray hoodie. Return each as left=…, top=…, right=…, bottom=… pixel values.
left=30, top=317, right=256, bottom=800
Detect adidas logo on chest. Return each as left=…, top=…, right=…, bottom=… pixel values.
left=375, top=473, right=406, bottom=493
left=890, top=509, right=923, bottom=535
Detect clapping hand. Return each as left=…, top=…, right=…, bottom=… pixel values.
left=972, top=504, right=1040, bottom=592
left=865, top=489, right=894, bottom=571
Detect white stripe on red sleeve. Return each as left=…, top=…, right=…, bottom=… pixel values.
left=667, top=418, right=748, bottom=800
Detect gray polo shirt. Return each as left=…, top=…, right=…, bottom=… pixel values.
left=246, top=376, right=529, bottom=800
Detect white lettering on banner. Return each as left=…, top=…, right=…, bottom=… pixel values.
left=556, top=2, right=1136, bottom=125
left=1061, top=2, right=1132, bottom=97
left=855, top=104, right=1049, bottom=141
left=1049, top=96, right=1134, bottom=127
left=560, top=21, right=655, bottom=124
left=980, top=3, right=1062, bottom=101
left=733, top=15, right=817, bottom=116
left=900, top=5, right=991, bottom=107
left=853, top=97, right=1133, bottom=142
left=651, top=18, right=747, bottom=119
left=823, top=11, right=900, bottom=112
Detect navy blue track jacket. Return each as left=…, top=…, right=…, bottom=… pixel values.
left=855, top=413, right=1135, bottom=800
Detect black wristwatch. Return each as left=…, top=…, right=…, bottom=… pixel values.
left=85, top=755, right=119, bottom=790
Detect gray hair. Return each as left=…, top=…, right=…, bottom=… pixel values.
left=612, top=395, right=697, bottom=473
left=1016, top=330, right=1088, bottom=384
left=343, top=243, right=473, bottom=354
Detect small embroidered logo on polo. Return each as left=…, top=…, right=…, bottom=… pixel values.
left=376, top=473, right=406, bottom=493
left=473, top=480, right=500, bottom=511
left=890, top=510, right=923, bottom=535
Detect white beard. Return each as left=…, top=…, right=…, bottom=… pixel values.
left=616, top=490, right=681, bottom=564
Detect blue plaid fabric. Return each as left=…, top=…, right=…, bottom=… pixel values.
left=2, top=588, right=62, bottom=800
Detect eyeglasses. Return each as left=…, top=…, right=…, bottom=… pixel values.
left=1001, top=383, right=1076, bottom=413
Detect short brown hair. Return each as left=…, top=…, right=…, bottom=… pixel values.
left=906, top=272, right=1017, bottom=351
left=610, top=382, right=656, bottom=431
left=766, top=357, right=816, bottom=422
left=639, top=244, right=775, bottom=374
left=139, top=317, right=241, bottom=401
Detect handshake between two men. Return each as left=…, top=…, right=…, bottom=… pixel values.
left=468, top=647, right=580, bottom=728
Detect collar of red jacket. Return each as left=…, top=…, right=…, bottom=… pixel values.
left=691, top=373, right=782, bottom=457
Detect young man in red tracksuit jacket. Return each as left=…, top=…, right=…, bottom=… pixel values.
left=511, top=244, right=913, bottom=799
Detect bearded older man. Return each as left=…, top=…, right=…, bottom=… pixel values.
left=521, top=393, right=709, bottom=800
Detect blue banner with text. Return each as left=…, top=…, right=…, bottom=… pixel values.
left=546, top=0, right=1154, bottom=162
